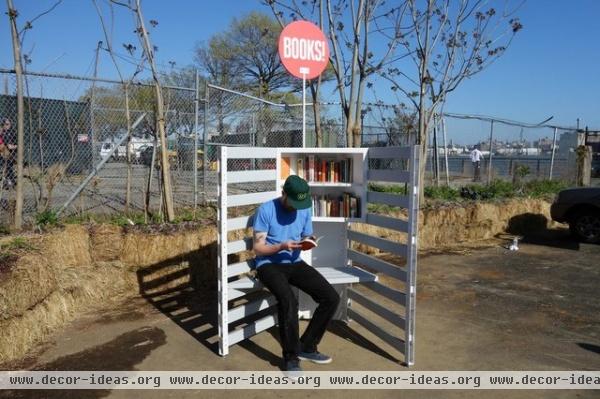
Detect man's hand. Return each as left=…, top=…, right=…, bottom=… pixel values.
left=280, top=240, right=301, bottom=251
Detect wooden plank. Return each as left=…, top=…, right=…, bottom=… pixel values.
left=227, top=216, right=254, bottom=231
left=226, top=146, right=277, bottom=160
left=361, top=281, right=406, bottom=306
left=367, top=146, right=411, bottom=159
left=366, top=212, right=409, bottom=232
left=227, top=260, right=254, bottom=278
left=348, top=289, right=406, bottom=330
left=314, top=267, right=378, bottom=284
left=228, top=314, right=278, bottom=346
left=228, top=296, right=277, bottom=323
left=366, top=191, right=409, bottom=208
left=229, top=276, right=262, bottom=290
left=226, top=238, right=253, bottom=254
left=347, top=308, right=405, bottom=354
left=347, top=230, right=407, bottom=257
left=228, top=169, right=277, bottom=184
left=228, top=286, right=262, bottom=301
left=227, top=191, right=278, bottom=207
left=367, top=169, right=410, bottom=183
left=347, top=249, right=407, bottom=281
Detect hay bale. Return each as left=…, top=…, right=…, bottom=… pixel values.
left=121, top=227, right=216, bottom=270
left=0, top=265, right=137, bottom=364
left=42, top=225, right=91, bottom=269
left=89, top=224, right=124, bottom=263
left=0, top=253, right=56, bottom=320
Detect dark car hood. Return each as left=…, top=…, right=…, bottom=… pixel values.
left=557, top=187, right=600, bottom=204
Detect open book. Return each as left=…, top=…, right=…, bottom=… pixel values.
left=299, top=236, right=324, bottom=251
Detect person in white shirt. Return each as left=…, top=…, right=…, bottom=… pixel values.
left=470, top=147, right=484, bottom=181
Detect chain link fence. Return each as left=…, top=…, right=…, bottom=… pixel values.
left=0, top=69, right=585, bottom=226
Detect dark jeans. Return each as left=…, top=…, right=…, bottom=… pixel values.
left=472, top=161, right=481, bottom=181
left=256, top=261, right=340, bottom=361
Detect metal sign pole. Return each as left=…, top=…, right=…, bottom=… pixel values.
left=300, top=67, right=309, bottom=148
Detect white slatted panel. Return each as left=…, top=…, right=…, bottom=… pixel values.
left=227, top=191, right=278, bottom=207
left=347, top=230, right=407, bottom=257
left=367, top=146, right=412, bottom=159
left=228, top=169, right=277, bottom=184
left=366, top=191, right=409, bottom=208
left=348, top=288, right=406, bottom=330
left=347, top=308, right=405, bottom=354
left=228, top=314, right=278, bottom=346
left=228, top=296, right=277, bottom=323
left=367, top=169, right=410, bottom=183
left=227, top=260, right=254, bottom=278
left=347, top=249, right=407, bottom=281
left=366, top=213, right=409, bottom=232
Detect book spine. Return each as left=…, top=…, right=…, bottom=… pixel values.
left=297, top=158, right=304, bottom=179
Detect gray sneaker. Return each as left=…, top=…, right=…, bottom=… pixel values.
left=298, top=351, right=332, bottom=364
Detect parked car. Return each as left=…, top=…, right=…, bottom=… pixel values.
left=551, top=187, right=600, bottom=243
left=99, top=142, right=116, bottom=161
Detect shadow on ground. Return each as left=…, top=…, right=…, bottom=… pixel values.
left=503, top=213, right=581, bottom=250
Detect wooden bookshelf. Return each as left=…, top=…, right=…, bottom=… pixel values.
left=277, top=148, right=368, bottom=223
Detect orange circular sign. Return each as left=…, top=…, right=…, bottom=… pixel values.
left=278, top=20, right=329, bottom=80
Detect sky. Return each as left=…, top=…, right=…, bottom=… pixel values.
left=1, top=0, right=599, bottom=145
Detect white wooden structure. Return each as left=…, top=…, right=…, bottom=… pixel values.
left=217, top=146, right=421, bottom=365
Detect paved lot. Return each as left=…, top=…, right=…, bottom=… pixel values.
left=2, top=229, right=599, bottom=398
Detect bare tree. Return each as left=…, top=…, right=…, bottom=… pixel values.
left=266, top=0, right=407, bottom=147
left=380, top=0, right=523, bottom=195
left=6, top=0, right=24, bottom=229
left=108, top=0, right=175, bottom=221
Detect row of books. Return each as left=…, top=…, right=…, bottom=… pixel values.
left=281, top=156, right=354, bottom=183
left=312, top=193, right=361, bottom=218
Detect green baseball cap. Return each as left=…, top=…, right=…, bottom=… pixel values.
left=283, top=175, right=312, bottom=210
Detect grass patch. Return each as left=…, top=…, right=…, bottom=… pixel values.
left=35, top=210, right=59, bottom=227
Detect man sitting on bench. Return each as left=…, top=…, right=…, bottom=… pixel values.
left=253, top=175, right=340, bottom=372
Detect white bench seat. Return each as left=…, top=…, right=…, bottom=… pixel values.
left=228, top=266, right=378, bottom=292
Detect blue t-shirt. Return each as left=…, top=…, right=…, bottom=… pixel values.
left=253, top=198, right=313, bottom=268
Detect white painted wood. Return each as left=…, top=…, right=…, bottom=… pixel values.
left=347, top=308, right=405, bottom=354
left=348, top=288, right=406, bottom=330
left=365, top=212, right=409, bottom=232
left=227, top=215, right=254, bottom=232
left=227, top=260, right=254, bottom=278
left=226, top=146, right=278, bottom=159
left=367, top=146, right=412, bottom=159
left=227, top=191, right=278, bottom=207
left=217, top=146, right=229, bottom=356
left=367, top=169, right=410, bottom=183
left=226, top=238, right=253, bottom=255
left=228, top=169, right=277, bottom=184
left=347, top=249, right=407, bottom=281
left=405, top=144, right=421, bottom=366
left=228, top=296, right=277, bottom=323
left=366, top=191, right=410, bottom=208
left=347, top=230, right=408, bottom=257
left=362, top=281, right=407, bottom=306
left=228, top=314, right=278, bottom=346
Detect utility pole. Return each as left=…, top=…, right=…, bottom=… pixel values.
left=6, top=0, right=24, bottom=230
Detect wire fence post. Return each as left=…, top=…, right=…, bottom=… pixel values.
left=203, top=80, right=209, bottom=205
left=441, top=116, right=450, bottom=186
left=193, top=69, right=199, bottom=210
left=487, top=120, right=495, bottom=184
left=549, top=126, right=558, bottom=180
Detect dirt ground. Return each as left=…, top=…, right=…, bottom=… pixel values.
left=2, top=229, right=599, bottom=399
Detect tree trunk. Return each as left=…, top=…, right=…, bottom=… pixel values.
left=7, top=0, right=24, bottom=230
left=135, top=0, right=175, bottom=221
